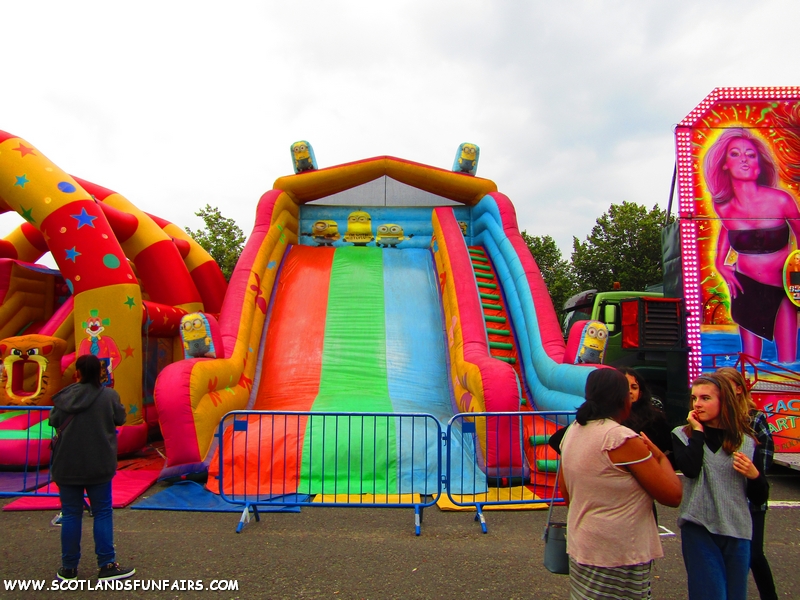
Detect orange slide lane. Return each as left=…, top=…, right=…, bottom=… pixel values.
left=208, top=245, right=334, bottom=497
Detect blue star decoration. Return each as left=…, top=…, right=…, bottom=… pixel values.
left=65, top=247, right=81, bottom=262
left=128, top=404, right=138, bottom=415
left=71, top=207, right=98, bottom=229
left=14, top=174, right=29, bottom=188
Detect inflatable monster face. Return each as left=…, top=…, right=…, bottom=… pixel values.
left=577, top=321, right=609, bottom=365
left=0, top=334, right=67, bottom=405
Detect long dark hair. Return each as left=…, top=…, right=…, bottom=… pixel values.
left=75, top=354, right=102, bottom=388
left=576, top=368, right=630, bottom=425
left=618, top=367, right=663, bottom=433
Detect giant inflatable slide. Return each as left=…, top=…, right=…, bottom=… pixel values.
left=154, top=149, right=596, bottom=497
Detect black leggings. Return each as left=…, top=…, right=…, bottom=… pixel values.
left=750, top=510, right=777, bottom=600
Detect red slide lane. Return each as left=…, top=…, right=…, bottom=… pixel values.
left=254, top=244, right=334, bottom=410
left=208, top=245, right=334, bottom=496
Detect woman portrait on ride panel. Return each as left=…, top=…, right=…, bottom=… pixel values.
left=704, top=128, right=800, bottom=363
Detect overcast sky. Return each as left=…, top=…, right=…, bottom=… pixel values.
left=3, top=1, right=800, bottom=266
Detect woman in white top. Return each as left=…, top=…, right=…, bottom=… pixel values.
left=559, top=368, right=682, bottom=599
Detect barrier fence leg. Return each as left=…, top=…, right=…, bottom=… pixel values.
left=414, top=506, right=422, bottom=536
left=474, top=504, right=487, bottom=534
left=236, top=504, right=257, bottom=534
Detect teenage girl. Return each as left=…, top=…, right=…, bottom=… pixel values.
left=716, top=367, right=777, bottom=600
left=672, top=373, right=769, bottom=600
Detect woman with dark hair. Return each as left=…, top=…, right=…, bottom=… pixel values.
left=704, top=129, right=800, bottom=363
left=559, top=369, right=682, bottom=599
left=617, top=367, right=672, bottom=459
left=672, top=373, right=769, bottom=600
left=49, top=354, right=135, bottom=582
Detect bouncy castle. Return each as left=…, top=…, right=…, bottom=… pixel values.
left=0, top=130, right=228, bottom=465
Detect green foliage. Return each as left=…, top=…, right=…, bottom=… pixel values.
left=571, top=202, right=672, bottom=293
left=185, top=205, right=246, bottom=282
left=520, top=232, right=578, bottom=313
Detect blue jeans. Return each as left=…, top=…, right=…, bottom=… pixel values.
left=59, top=481, right=115, bottom=569
left=680, top=521, right=750, bottom=600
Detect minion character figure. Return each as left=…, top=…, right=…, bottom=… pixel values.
left=307, top=220, right=341, bottom=246
left=577, top=321, right=608, bottom=365
left=291, top=140, right=318, bottom=174
left=181, top=312, right=216, bottom=359
left=376, top=224, right=413, bottom=248
left=458, top=221, right=469, bottom=237
left=343, top=210, right=374, bottom=246
left=452, top=143, right=480, bottom=175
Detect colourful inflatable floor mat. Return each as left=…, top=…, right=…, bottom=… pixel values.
left=2, top=469, right=159, bottom=511
left=0, top=470, right=50, bottom=493
left=132, top=481, right=303, bottom=513
left=436, top=486, right=548, bottom=511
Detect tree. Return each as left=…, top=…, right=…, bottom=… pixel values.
left=520, top=232, right=579, bottom=312
left=571, top=202, right=672, bottom=292
left=185, top=205, right=246, bottom=282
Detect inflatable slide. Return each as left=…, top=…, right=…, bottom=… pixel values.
left=157, top=152, right=596, bottom=495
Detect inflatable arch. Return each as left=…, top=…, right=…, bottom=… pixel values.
left=0, top=131, right=228, bottom=457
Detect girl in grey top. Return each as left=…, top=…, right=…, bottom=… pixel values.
left=672, top=373, right=768, bottom=600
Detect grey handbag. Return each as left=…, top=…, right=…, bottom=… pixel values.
left=543, top=460, right=569, bottom=574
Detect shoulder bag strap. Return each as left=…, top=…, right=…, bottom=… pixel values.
left=545, top=459, right=562, bottom=529
left=56, top=413, right=76, bottom=436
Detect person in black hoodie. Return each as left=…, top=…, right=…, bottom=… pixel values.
left=49, top=354, right=135, bottom=582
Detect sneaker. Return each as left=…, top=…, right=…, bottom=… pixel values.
left=97, top=562, right=135, bottom=580
left=57, top=567, right=78, bottom=581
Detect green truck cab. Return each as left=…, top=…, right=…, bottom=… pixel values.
left=562, top=289, right=690, bottom=425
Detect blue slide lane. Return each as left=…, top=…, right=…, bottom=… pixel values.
left=382, top=248, right=486, bottom=495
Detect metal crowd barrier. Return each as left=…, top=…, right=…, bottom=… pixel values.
left=0, top=405, right=57, bottom=499
left=445, top=411, right=574, bottom=532
left=215, top=409, right=574, bottom=534
left=215, top=411, right=443, bottom=534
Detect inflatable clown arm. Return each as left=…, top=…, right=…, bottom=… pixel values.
left=0, top=222, right=49, bottom=263
left=73, top=177, right=204, bottom=315
left=145, top=213, right=228, bottom=315
left=471, top=193, right=591, bottom=410
left=155, top=190, right=299, bottom=478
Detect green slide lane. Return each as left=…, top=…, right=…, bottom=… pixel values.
left=300, top=247, right=398, bottom=495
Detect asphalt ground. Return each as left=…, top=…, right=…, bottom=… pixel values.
left=1, top=467, right=799, bottom=600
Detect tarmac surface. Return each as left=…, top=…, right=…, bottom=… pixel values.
left=1, top=466, right=799, bottom=599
